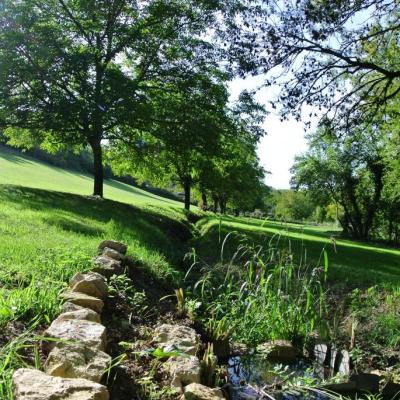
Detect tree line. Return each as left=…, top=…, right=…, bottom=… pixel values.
left=0, top=0, right=267, bottom=212
left=0, top=0, right=399, bottom=241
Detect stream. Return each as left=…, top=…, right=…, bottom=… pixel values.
left=227, top=355, right=331, bottom=400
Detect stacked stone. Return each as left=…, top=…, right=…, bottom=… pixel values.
left=153, top=324, right=225, bottom=400
left=12, top=240, right=128, bottom=400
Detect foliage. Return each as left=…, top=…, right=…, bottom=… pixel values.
left=273, top=190, right=316, bottom=222
left=291, top=122, right=386, bottom=240
left=0, top=0, right=230, bottom=196
left=230, top=0, right=400, bottom=127
left=187, top=235, right=328, bottom=346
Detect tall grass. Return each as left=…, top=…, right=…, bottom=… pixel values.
left=0, top=329, right=42, bottom=398
left=187, top=233, right=328, bottom=346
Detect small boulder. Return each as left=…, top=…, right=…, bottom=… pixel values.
left=13, top=368, right=109, bottom=400
left=257, top=340, right=297, bottom=364
left=102, top=247, right=125, bottom=262
left=164, top=356, right=201, bottom=391
left=314, top=343, right=329, bottom=365
left=153, top=324, right=200, bottom=356
left=61, top=291, right=104, bottom=314
left=43, top=318, right=107, bottom=352
left=322, top=381, right=357, bottom=396
left=336, top=350, right=350, bottom=375
left=54, top=308, right=101, bottom=324
left=70, top=272, right=108, bottom=299
left=183, top=383, right=224, bottom=400
left=61, top=301, right=88, bottom=313
left=45, top=342, right=111, bottom=383
left=93, top=256, right=123, bottom=278
left=98, top=240, right=128, bottom=255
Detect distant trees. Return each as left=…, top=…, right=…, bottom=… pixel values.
left=0, top=0, right=228, bottom=197
left=291, top=121, right=395, bottom=240
left=107, top=73, right=267, bottom=211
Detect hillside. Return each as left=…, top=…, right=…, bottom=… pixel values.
left=0, top=147, right=183, bottom=208
left=1, top=149, right=400, bottom=398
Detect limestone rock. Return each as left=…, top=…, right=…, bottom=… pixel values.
left=102, top=247, right=125, bottom=262
left=98, top=240, right=128, bottom=255
left=13, top=368, right=109, bottom=400
left=257, top=340, right=297, bottom=364
left=43, top=318, right=107, bottom=352
left=336, top=350, right=350, bottom=375
left=164, top=356, right=201, bottom=391
left=61, top=301, right=88, bottom=313
left=183, top=383, right=224, bottom=400
left=93, top=256, right=123, bottom=278
left=70, top=272, right=108, bottom=299
left=154, top=324, right=200, bottom=356
left=61, top=291, right=104, bottom=314
left=45, top=342, right=111, bottom=383
left=314, top=343, right=329, bottom=365
left=55, top=308, right=101, bottom=324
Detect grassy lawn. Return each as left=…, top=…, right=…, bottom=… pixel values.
left=1, top=147, right=400, bottom=397
left=194, top=216, right=400, bottom=287
left=0, top=147, right=183, bottom=209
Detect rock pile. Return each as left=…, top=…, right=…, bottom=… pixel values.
left=12, top=240, right=128, bottom=400
left=12, top=240, right=227, bottom=400
left=153, top=323, right=224, bottom=399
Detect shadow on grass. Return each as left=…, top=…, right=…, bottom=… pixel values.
left=194, top=222, right=400, bottom=287
left=106, top=179, right=181, bottom=206
left=0, top=185, right=192, bottom=273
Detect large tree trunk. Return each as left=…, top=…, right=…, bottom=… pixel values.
left=90, top=139, right=104, bottom=197
left=183, top=178, right=191, bottom=210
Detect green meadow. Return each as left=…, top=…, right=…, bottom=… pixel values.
left=0, top=147, right=399, bottom=397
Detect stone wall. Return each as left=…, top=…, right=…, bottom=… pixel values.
left=12, top=240, right=127, bottom=400
left=12, top=240, right=226, bottom=400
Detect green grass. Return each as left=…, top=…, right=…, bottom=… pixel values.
left=0, top=184, right=190, bottom=397
left=0, top=147, right=184, bottom=209
left=1, top=146, right=400, bottom=397
left=194, top=216, right=400, bottom=286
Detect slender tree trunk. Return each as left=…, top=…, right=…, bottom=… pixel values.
left=201, top=192, right=208, bottom=211
left=212, top=195, right=218, bottom=213
left=183, top=178, right=191, bottom=211
left=90, top=139, right=103, bottom=197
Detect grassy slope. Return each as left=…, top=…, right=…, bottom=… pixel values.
left=1, top=147, right=400, bottom=397
left=0, top=147, right=183, bottom=208
left=1, top=147, right=399, bottom=288
left=195, top=216, right=400, bottom=287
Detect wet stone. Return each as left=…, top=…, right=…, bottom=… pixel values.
left=257, top=340, right=297, bottom=364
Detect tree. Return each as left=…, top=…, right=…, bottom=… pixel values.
left=107, top=65, right=231, bottom=210
left=0, top=0, right=225, bottom=196
left=291, top=122, right=385, bottom=240
left=273, top=190, right=315, bottom=222
left=196, top=91, right=267, bottom=214
left=229, top=0, right=400, bottom=127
